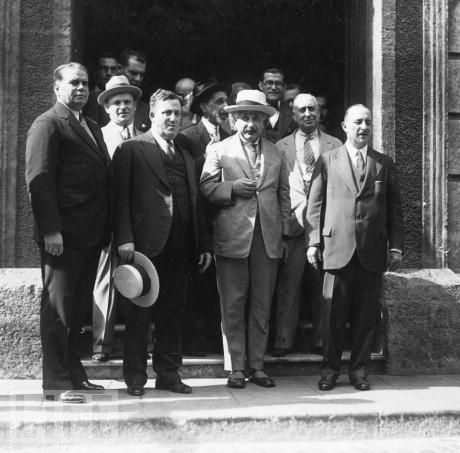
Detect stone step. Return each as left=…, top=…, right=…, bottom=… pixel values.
left=84, top=352, right=386, bottom=379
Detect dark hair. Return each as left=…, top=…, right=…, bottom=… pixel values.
left=97, top=52, right=118, bottom=63
left=261, top=67, right=285, bottom=81
left=119, top=49, right=147, bottom=66
left=149, top=89, right=181, bottom=109
left=53, top=62, right=88, bottom=82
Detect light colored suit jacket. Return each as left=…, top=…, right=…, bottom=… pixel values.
left=277, top=129, right=342, bottom=238
left=200, top=134, right=291, bottom=259
left=305, top=145, right=403, bottom=273
left=101, top=121, right=141, bottom=158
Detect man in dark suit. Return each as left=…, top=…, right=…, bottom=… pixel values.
left=113, top=89, right=212, bottom=396
left=25, top=62, right=111, bottom=403
left=306, top=104, right=403, bottom=391
left=83, top=51, right=118, bottom=127
left=181, top=78, right=229, bottom=355
left=273, top=94, right=342, bottom=358
left=258, top=68, right=295, bottom=143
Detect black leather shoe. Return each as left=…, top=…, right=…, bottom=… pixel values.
left=318, top=376, right=337, bottom=391
left=127, top=385, right=145, bottom=396
left=227, top=373, right=246, bottom=389
left=351, top=376, right=371, bottom=391
left=74, top=380, right=105, bottom=391
left=156, top=379, right=192, bottom=394
left=249, top=371, right=276, bottom=388
left=92, top=352, right=109, bottom=362
left=272, top=348, right=289, bottom=357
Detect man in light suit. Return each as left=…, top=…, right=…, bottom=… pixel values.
left=200, top=90, right=291, bottom=389
left=273, top=94, right=342, bottom=357
left=258, top=68, right=295, bottom=143
left=91, top=75, right=143, bottom=362
left=181, top=78, right=229, bottom=356
left=113, top=89, right=212, bottom=396
left=306, top=104, right=403, bottom=391
left=25, top=63, right=111, bottom=403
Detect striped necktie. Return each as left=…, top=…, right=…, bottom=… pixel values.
left=166, top=140, right=175, bottom=160
left=121, top=126, right=131, bottom=140
left=303, top=134, right=315, bottom=167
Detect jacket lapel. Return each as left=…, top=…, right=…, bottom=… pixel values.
left=230, top=135, right=252, bottom=178
left=138, top=131, right=170, bottom=189
left=358, top=148, right=383, bottom=197
left=333, top=146, right=359, bottom=195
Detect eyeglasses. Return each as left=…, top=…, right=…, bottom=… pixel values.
left=263, top=80, right=284, bottom=88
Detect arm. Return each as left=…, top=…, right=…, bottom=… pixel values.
left=199, top=143, right=234, bottom=205
left=25, top=116, right=63, bottom=237
left=277, top=149, right=292, bottom=236
left=112, top=144, right=135, bottom=252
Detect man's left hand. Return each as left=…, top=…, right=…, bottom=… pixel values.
left=198, top=252, right=212, bottom=273
left=387, top=251, right=403, bottom=271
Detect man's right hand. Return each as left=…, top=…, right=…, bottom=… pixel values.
left=232, top=178, right=257, bottom=198
left=118, top=242, right=135, bottom=262
left=44, top=232, right=63, bottom=256
left=307, top=246, right=322, bottom=270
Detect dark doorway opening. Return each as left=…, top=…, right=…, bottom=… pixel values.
left=77, top=0, right=346, bottom=125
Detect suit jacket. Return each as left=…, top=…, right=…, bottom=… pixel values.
left=181, top=119, right=230, bottom=172
left=112, top=130, right=211, bottom=258
left=25, top=102, right=112, bottom=248
left=305, top=145, right=403, bottom=273
left=263, top=100, right=296, bottom=143
left=277, top=129, right=342, bottom=238
left=200, top=134, right=291, bottom=259
left=101, top=121, right=141, bottom=158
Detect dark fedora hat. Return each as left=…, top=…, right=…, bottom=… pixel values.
left=190, top=78, right=228, bottom=115
left=113, top=251, right=159, bottom=308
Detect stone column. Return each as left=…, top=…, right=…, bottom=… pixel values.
left=0, top=0, right=21, bottom=267
left=1, top=0, right=73, bottom=267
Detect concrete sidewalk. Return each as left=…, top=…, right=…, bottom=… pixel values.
left=1, top=375, right=460, bottom=449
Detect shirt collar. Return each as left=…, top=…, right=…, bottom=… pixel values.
left=345, top=141, right=368, bottom=160
left=151, top=128, right=172, bottom=152
left=297, top=128, right=319, bottom=140
left=201, top=117, right=219, bottom=136
left=112, top=121, right=134, bottom=133
left=59, top=101, right=81, bottom=121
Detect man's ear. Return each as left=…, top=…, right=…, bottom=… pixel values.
left=258, top=81, right=264, bottom=91
left=341, top=121, right=347, bottom=133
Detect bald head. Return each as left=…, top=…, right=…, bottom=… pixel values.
left=175, top=78, right=195, bottom=96
left=292, top=93, right=320, bottom=134
left=342, top=104, right=372, bottom=149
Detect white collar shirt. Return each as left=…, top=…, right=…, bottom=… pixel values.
left=345, top=142, right=368, bottom=168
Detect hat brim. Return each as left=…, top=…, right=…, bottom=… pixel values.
left=190, top=83, right=228, bottom=115
left=114, top=251, right=159, bottom=308
left=224, top=104, right=276, bottom=117
left=97, top=86, right=143, bottom=106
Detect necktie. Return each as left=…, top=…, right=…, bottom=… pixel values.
left=248, top=143, right=258, bottom=165
left=356, top=150, right=365, bottom=185
left=121, top=126, right=131, bottom=141
left=79, top=114, right=97, bottom=145
left=166, top=140, right=175, bottom=160
left=303, top=134, right=315, bottom=167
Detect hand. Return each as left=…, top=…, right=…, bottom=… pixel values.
left=118, top=242, right=135, bottom=263
left=281, top=237, right=289, bottom=263
left=232, top=178, right=257, bottom=198
left=44, top=232, right=63, bottom=256
left=198, top=252, right=212, bottom=273
left=307, top=246, right=322, bottom=270
left=387, top=251, right=402, bottom=272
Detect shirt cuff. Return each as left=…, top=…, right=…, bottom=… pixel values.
left=389, top=248, right=402, bottom=254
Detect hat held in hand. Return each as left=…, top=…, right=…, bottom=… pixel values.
left=113, top=251, right=159, bottom=308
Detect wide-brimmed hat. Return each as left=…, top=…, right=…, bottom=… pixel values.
left=97, top=75, right=142, bottom=106
left=224, top=90, right=276, bottom=117
left=190, top=78, right=228, bottom=115
left=113, top=251, right=159, bottom=308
